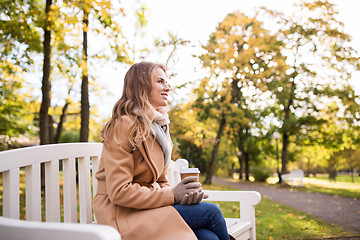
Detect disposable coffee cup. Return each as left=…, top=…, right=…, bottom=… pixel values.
left=180, top=168, right=200, bottom=181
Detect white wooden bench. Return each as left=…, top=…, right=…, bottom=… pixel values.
left=282, top=169, right=304, bottom=187
left=0, top=143, right=261, bottom=240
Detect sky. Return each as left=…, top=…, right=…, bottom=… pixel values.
left=93, top=0, right=360, bottom=115
left=93, top=0, right=360, bottom=118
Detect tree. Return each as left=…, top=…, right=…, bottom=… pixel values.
left=78, top=0, right=130, bottom=142
left=262, top=0, right=360, bottom=177
left=54, top=85, right=74, bottom=143
left=39, top=0, right=53, bottom=145
left=154, top=32, right=190, bottom=77
left=169, top=102, right=213, bottom=171
left=49, top=0, right=130, bottom=142
left=80, top=1, right=90, bottom=142
left=197, top=11, right=286, bottom=183
left=129, top=1, right=149, bottom=62
left=0, top=0, right=42, bottom=148
left=0, top=66, right=34, bottom=149
left=1, top=0, right=134, bottom=147
left=317, top=101, right=360, bottom=181
left=0, top=0, right=42, bottom=67
left=340, top=149, right=360, bottom=183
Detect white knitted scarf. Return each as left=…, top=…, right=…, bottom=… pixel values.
left=152, top=107, right=172, bottom=166
left=133, top=107, right=172, bottom=166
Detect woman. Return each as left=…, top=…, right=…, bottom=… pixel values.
left=93, top=62, right=233, bottom=240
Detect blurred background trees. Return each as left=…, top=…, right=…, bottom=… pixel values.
left=1, top=0, right=359, bottom=183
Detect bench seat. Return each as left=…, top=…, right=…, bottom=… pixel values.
left=226, top=219, right=251, bottom=240
left=0, top=216, right=120, bottom=240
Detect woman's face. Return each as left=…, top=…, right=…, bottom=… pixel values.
left=149, top=67, right=170, bottom=109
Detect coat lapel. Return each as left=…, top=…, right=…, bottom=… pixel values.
left=137, top=136, right=164, bottom=183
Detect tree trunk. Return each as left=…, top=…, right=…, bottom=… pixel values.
left=281, top=132, right=289, bottom=174
left=237, top=127, right=244, bottom=180
left=39, top=0, right=52, bottom=145
left=244, top=152, right=250, bottom=180
left=276, top=138, right=283, bottom=183
left=55, top=84, right=74, bottom=143
left=54, top=101, right=69, bottom=143
left=237, top=154, right=243, bottom=180
left=204, top=114, right=226, bottom=184
left=40, top=0, right=52, bottom=188
left=281, top=80, right=295, bottom=175
left=237, top=126, right=252, bottom=181
left=48, top=115, right=54, bottom=144
left=80, top=12, right=89, bottom=142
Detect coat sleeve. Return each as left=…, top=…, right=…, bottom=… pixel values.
left=157, top=163, right=172, bottom=188
left=102, top=117, right=175, bottom=209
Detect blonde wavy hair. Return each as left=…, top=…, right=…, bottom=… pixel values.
left=100, top=62, right=166, bottom=148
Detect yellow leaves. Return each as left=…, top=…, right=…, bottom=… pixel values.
left=275, top=204, right=283, bottom=212
left=210, top=107, right=220, bottom=117
left=82, top=22, right=89, bottom=32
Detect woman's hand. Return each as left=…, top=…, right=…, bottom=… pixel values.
left=172, top=176, right=202, bottom=204
left=180, top=189, right=209, bottom=205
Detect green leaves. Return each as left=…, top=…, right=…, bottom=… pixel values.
left=0, top=0, right=42, bottom=68
left=0, top=63, right=35, bottom=148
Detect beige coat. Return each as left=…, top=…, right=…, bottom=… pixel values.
left=93, top=116, right=197, bottom=240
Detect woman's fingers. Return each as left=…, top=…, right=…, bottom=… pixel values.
left=187, top=192, right=195, bottom=204
left=179, top=187, right=208, bottom=205
left=197, top=191, right=205, bottom=203
left=180, top=194, right=189, bottom=205
left=181, top=176, right=199, bottom=184
left=184, top=182, right=201, bottom=190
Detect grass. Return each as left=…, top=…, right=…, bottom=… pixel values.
left=311, top=174, right=360, bottom=184
left=295, top=185, right=360, bottom=199
left=203, top=182, right=356, bottom=240
left=267, top=174, right=360, bottom=199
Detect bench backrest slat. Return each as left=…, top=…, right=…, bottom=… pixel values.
left=92, top=156, right=100, bottom=199
left=78, top=156, right=92, bottom=224
left=167, top=159, right=189, bottom=187
left=45, top=160, right=60, bottom=222
left=62, top=157, right=77, bottom=223
left=3, top=169, right=20, bottom=219
left=25, top=163, right=41, bottom=221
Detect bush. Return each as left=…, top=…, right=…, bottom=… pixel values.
left=251, top=166, right=272, bottom=182
left=60, top=130, right=80, bottom=143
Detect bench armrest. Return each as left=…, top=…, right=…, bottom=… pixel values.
left=0, top=217, right=121, bottom=240
left=203, top=190, right=261, bottom=221
left=204, top=190, right=261, bottom=240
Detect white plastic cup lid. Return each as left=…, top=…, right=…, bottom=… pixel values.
left=180, top=168, right=200, bottom=174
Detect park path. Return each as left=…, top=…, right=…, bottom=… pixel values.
left=213, top=177, right=360, bottom=234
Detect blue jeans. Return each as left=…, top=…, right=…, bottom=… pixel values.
left=173, top=202, right=230, bottom=240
